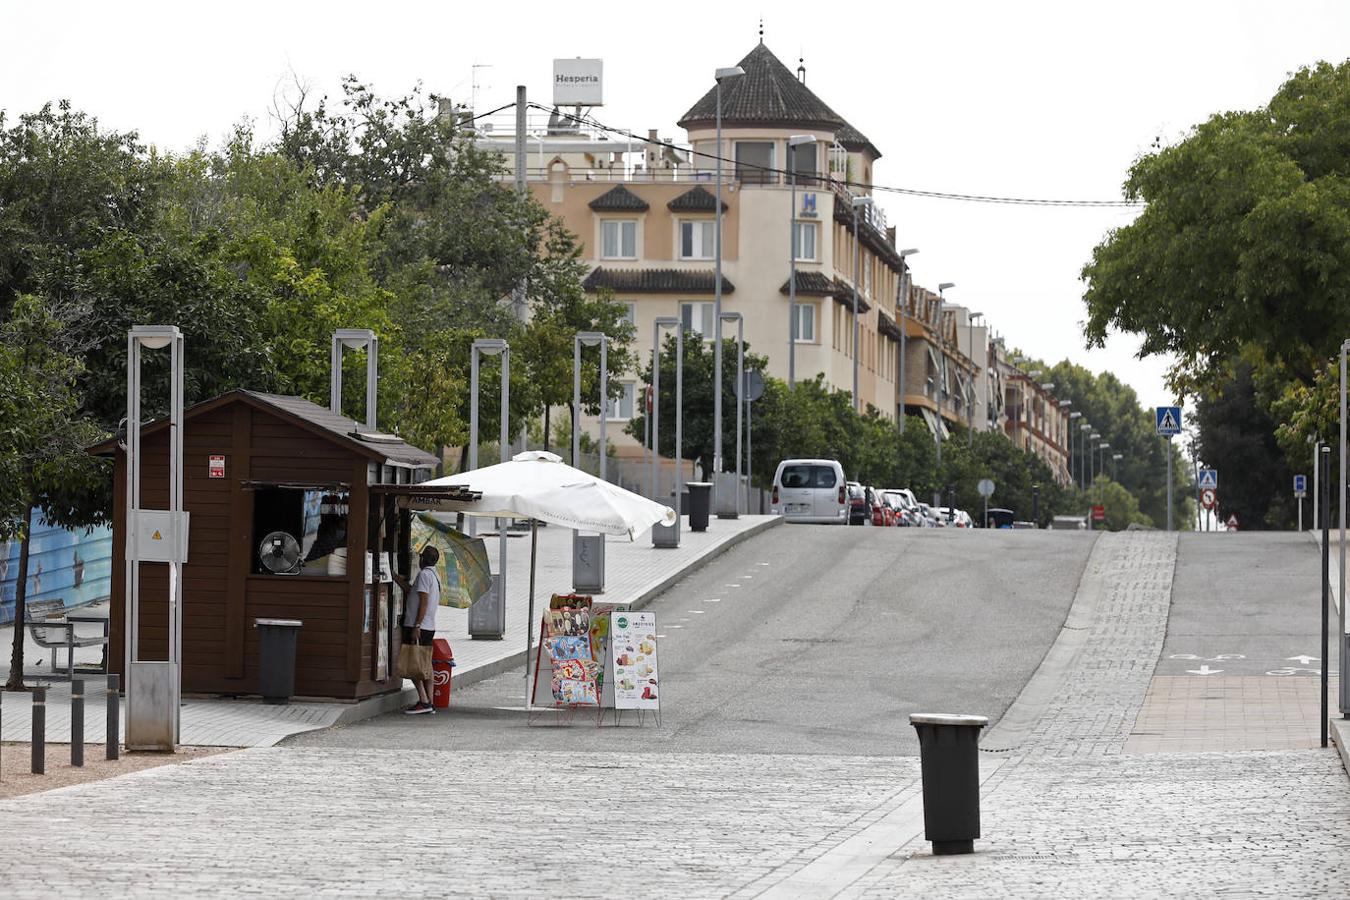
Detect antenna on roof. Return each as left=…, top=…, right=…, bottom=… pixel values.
left=798, top=53, right=806, bottom=84
left=758, top=17, right=764, bottom=44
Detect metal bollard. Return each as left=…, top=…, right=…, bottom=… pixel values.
left=32, top=687, right=46, bottom=775
left=106, top=673, right=120, bottom=760
left=72, top=679, right=85, bottom=767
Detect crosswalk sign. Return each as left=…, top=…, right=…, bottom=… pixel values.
left=1198, top=469, right=1218, bottom=490
left=1155, top=406, right=1182, bottom=437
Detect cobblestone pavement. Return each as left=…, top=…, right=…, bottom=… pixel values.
left=3, top=532, right=1348, bottom=898
left=850, top=532, right=1350, bottom=898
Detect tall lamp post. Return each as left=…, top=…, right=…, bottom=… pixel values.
left=719, top=311, right=744, bottom=517
left=711, top=64, right=744, bottom=514
left=1080, top=422, right=1092, bottom=491
left=933, top=283, right=955, bottom=506
left=896, top=249, right=919, bottom=431
left=1112, top=452, right=1122, bottom=481
left=652, top=316, right=684, bottom=548
left=469, top=339, right=509, bottom=640
left=787, top=134, right=816, bottom=390
left=850, top=195, right=874, bottom=412
left=572, top=331, right=608, bottom=593
left=1067, top=410, right=1082, bottom=485
left=966, top=311, right=984, bottom=446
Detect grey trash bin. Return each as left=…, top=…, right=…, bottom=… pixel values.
left=686, top=482, right=713, bottom=531
left=909, top=713, right=989, bottom=855
left=255, top=618, right=302, bottom=704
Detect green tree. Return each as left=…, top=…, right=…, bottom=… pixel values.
left=1081, top=61, right=1350, bottom=396
left=1194, top=360, right=1296, bottom=529
left=1, top=296, right=106, bottom=690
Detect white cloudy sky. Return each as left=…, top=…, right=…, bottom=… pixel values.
left=5, top=0, right=1348, bottom=408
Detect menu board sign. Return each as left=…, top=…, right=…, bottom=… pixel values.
left=610, top=612, right=658, bottom=710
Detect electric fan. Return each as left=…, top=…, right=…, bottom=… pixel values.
left=259, top=531, right=302, bottom=575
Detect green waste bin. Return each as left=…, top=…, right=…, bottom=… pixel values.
left=909, top=713, right=988, bottom=855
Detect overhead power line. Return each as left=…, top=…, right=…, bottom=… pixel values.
left=523, top=102, right=1140, bottom=209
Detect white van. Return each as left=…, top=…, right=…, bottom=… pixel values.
left=770, top=459, right=848, bottom=524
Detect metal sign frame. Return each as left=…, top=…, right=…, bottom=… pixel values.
left=331, top=329, right=379, bottom=429
left=468, top=339, right=509, bottom=639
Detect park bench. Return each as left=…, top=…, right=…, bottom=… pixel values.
left=25, top=598, right=110, bottom=679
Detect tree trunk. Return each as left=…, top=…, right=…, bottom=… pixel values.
left=5, top=500, right=34, bottom=692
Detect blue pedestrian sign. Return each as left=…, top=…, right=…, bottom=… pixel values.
left=1155, top=406, right=1182, bottom=437
left=1294, top=474, right=1307, bottom=496
left=1198, top=469, right=1218, bottom=490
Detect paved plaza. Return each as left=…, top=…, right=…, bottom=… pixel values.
left=2, top=530, right=1349, bottom=897
left=0, top=515, right=776, bottom=747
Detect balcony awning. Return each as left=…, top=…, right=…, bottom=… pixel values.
left=919, top=407, right=950, bottom=440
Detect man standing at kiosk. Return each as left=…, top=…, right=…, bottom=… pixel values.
left=395, top=546, right=440, bottom=714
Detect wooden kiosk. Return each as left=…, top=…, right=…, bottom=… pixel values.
left=89, top=389, right=474, bottom=701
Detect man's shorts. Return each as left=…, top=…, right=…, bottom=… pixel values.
left=401, top=626, right=435, bottom=646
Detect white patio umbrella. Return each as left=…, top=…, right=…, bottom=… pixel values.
left=419, top=450, right=675, bottom=708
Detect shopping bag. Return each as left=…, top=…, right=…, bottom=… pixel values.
left=397, top=642, right=432, bottom=680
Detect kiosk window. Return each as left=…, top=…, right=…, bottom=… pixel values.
left=251, top=487, right=349, bottom=575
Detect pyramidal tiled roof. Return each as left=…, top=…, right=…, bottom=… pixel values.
left=588, top=185, right=650, bottom=212
left=678, top=43, right=846, bottom=132
left=667, top=186, right=727, bottom=212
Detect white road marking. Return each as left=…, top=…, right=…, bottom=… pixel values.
left=724, top=584, right=741, bottom=588
left=703, top=598, right=721, bottom=603
left=1187, top=664, right=1223, bottom=676
left=1287, top=655, right=1320, bottom=665
left=669, top=625, right=683, bottom=629
left=688, top=610, right=705, bottom=614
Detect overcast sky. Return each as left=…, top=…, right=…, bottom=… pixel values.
left=6, top=0, right=1348, bottom=412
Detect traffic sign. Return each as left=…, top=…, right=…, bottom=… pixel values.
left=1294, top=474, right=1307, bottom=497
left=1200, top=488, right=1216, bottom=510
left=1091, top=504, right=1106, bottom=522
left=1155, top=406, right=1182, bottom=437
left=1226, top=514, right=1239, bottom=532
left=1198, top=469, right=1217, bottom=490
left=977, top=478, right=995, bottom=498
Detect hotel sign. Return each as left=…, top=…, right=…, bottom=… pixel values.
left=553, top=58, right=604, bottom=106
left=799, top=192, right=818, bottom=217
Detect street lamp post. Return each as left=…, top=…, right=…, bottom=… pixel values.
left=932, top=285, right=956, bottom=507
left=719, top=312, right=744, bottom=517
left=967, top=311, right=983, bottom=446
left=125, top=325, right=186, bottom=752
left=1112, top=451, right=1122, bottom=481
left=851, top=195, right=875, bottom=413
left=787, top=134, right=816, bottom=390
left=1067, top=411, right=1082, bottom=485
left=469, top=338, right=509, bottom=640
left=652, top=316, right=684, bottom=548
left=572, top=332, right=607, bottom=593
left=897, top=249, right=918, bottom=432
left=711, top=65, right=744, bottom=515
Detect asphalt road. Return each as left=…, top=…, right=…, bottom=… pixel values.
left=291, top=526, right=1097, bottom=755
left=1159, top=532, right=1342, bottom=677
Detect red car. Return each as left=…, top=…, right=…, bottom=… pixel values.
left=867, top=487, right=895, bottom=526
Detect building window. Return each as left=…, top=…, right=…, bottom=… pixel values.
left=680, top=301, right=714, bottom=340
left=679, top=220, right=715, bottom=259
left=791, top=303, right=816, bottom=343
left=620, top=301, right=637, bottom=326
left=735, top=141, right=775, bottom=184
left=601, top=220, right=637, bottom=259
left=792, top=222, right=817, bottom=261
left=788, top=142, right=818, bottom=183
left=606, top=382, right=637, bottom=420
left=863, top=255, right=873, bottom=297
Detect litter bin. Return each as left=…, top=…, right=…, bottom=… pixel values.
left=909, top=713, right=989, bottom=855
left=254, top=618, right=302, bottom=704
left=686, top=482, right=713, bottom=532
left=432, top=638, right=455, bottom=710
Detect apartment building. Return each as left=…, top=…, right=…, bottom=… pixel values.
left=1000, top=365, right=1071, bottom=485
left=476, top=42, right=910, bottom=455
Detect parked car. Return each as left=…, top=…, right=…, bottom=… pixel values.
left=845, top=481, right=870, bottom=525
left=886, top=489, right=922, bottom=526
left=916, top=502, right=941, bottom=527
left=770, top=459, right=848, bottom=524
left=937, top=507, right=968, bottom=527
left=880, top=491, right=910, bottom=525
left=986, top=507, right=1016, bottom=529
left=867, top=487, right=895, bottom=526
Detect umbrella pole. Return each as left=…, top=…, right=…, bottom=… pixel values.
left=525, top=519, right=538, bottom=711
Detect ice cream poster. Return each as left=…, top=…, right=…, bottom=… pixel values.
left=610, top=612, right=659, bottom=710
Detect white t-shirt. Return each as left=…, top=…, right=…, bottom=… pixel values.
left=404, top=566, right=440, bottom=630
